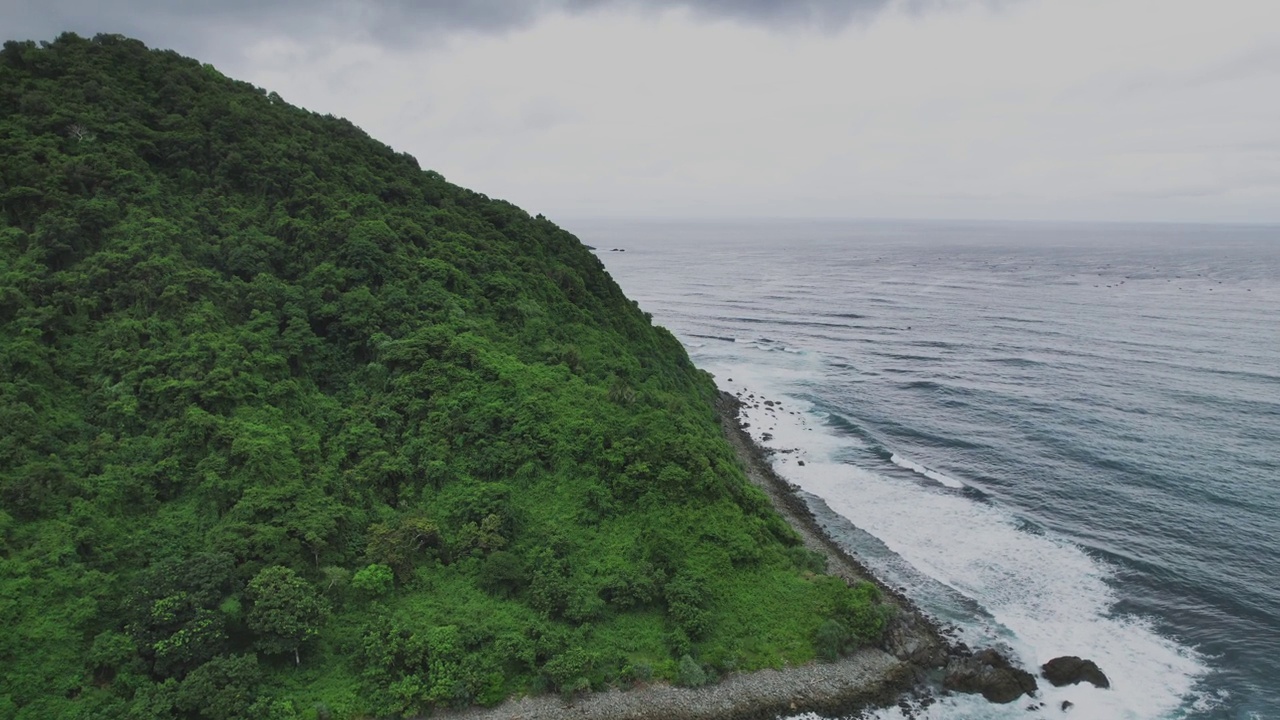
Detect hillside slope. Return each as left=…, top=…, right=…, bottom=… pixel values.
left=0, top=33, right=890, bottom=719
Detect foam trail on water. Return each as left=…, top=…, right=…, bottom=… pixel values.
left=889, top=453, right=966, bottom=488
left=716, top=364, right=1208, bottom=720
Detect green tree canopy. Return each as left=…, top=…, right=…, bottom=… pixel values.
left=0, top=32, right=892, bottom=719
left=245, top=566, right=328, bottom=664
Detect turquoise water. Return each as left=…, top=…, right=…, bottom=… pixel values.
left=586, top=219, right=1280, bottom=719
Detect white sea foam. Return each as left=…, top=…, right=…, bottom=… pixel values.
left=714, top=363, right=1208, bottom=720
left=889, top=453, right=966, bottom=488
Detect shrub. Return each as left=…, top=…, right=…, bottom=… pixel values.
left=787, top=546, right=828, bottom=574
left=477, top=551, right=526, bottom=597
left=621, top=662, right=653, bottom=686
left=676, top=655, right=708, bottom=688
left=542, top=648, right=599, bottom=694
left=838, top=582, right=892, bottom=646
left=664, top=571, right=711, bottom=639
left=814, top=618, right=852, bottom=662
left=667, top=627, right=693, bottom=658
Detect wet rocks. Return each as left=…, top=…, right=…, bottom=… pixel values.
left=1041, top=656, right=1110, bottom=689
left=883, top=613, right=947, bottom=668
left=943, top=649, right=1038, bottom=704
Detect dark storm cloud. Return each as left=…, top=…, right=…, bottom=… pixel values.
left=3, top=0, right=903, bottom=53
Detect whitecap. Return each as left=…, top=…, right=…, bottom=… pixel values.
left=889, top=453, right=966, bottom=488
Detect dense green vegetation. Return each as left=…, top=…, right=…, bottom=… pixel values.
left=0, top=33, right=891, bottom=719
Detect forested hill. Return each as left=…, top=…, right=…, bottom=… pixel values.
left=0, top=33, right=889, bottom=719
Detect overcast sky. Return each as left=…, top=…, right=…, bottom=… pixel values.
left=6, top=0, right=1280, bottom=223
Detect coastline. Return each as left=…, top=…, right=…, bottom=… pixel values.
left=432, top=391, right=957, bottom=720
left=712, top=391, right=954, bottom=674
left=431, top=651, right=911, bottom=720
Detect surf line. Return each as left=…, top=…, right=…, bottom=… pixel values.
left=889, top=453, right=966, bottom=488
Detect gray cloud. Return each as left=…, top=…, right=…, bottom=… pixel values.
left=589, top=0, right=894, bottom=26
left=3, top=0, right=903, bottom=54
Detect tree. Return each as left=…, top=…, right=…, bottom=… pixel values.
left=365, top=516, right=441, bottom=580
left=350, top=563, right=394, bottom=598
left=127, top=556, right=234, bottom=679
left=477, top=550, right=525, bottom=597
left=245, top=566, right=329, bottom=665
left=0, top=35, right=903, bottom=716
left=175, top=653, right=261, bottom=720
left=66, top=123, right=94, bottom=142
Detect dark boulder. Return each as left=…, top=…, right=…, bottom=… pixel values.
left=1041, top=656, right=1110, bottom=689
left=883, top=613, right=947, bottom=668
left=943, top=649, right=1038, bottom=704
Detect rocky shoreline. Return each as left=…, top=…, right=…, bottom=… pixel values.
left=430, top=651, right=912, bottom=720
left=713, top=391, right=954, bottom=674
left=717, top=391, right=1048, bottom=708
left=431, top=391, right=1025, bottom=720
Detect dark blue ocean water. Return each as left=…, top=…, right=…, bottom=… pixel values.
left=583, top=219, right=1280, bottom=720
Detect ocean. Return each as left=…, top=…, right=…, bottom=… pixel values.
left=581, top=219, right=1280, bottom=720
